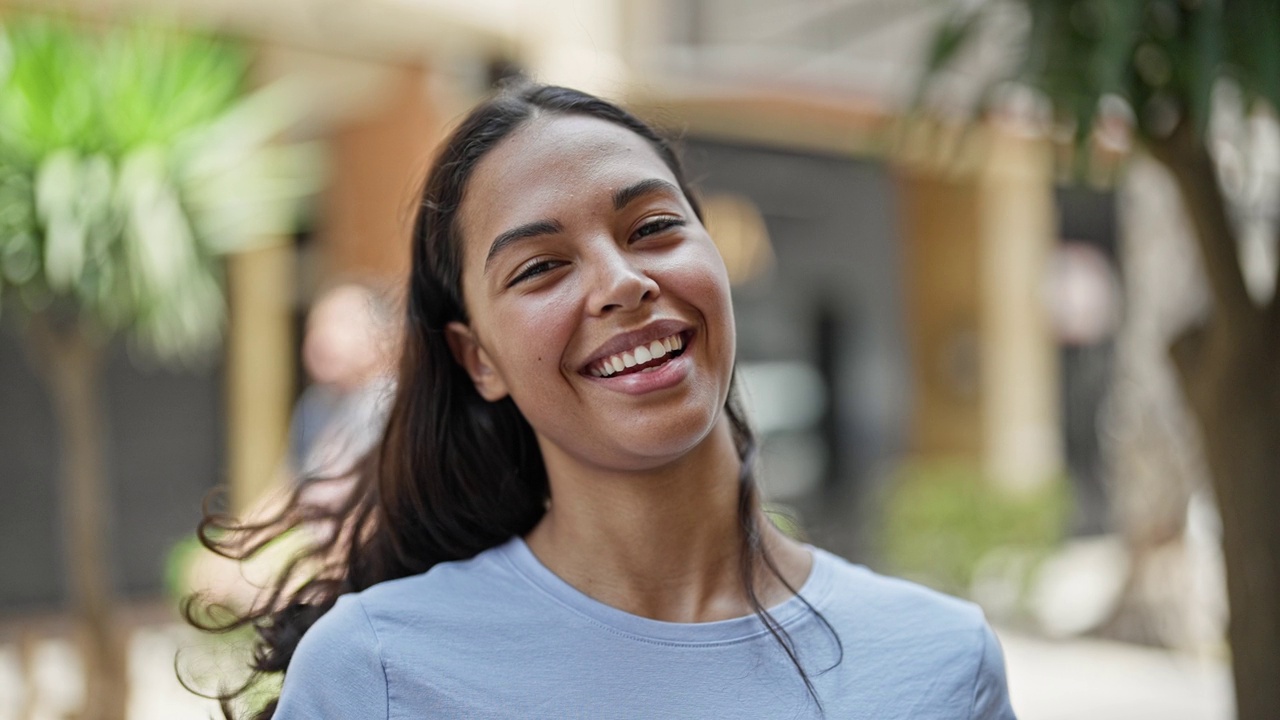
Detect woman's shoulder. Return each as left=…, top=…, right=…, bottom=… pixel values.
left=277, top=593, right=388, bottom=717
left=277, top=539, right=528, bottom=716
left=807, top=548, right=1016, bottom=719
left=338, top=537, right=530, bottom=629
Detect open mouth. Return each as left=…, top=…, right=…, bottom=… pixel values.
left=586, top=332, right=690, bottom=378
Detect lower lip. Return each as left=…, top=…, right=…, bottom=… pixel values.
left=583, top=340, right=694, bottom=396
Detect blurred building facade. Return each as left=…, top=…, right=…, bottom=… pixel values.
left=0, top=0, right=1096, bottom=607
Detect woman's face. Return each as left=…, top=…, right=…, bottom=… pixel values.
left=447, top=113, right=736, bottom=472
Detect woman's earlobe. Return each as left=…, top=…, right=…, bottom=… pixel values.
left=445, top=321, right=510, bottom=401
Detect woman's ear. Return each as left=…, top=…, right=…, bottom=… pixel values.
left=445, top=321, right=510, bottom=401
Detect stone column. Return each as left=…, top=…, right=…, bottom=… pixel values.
left=226, top=243, right=295, bottom=512
left=978, top=131, right=1062, bottom=491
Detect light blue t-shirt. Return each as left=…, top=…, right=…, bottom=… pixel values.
left=276, top=538, right=1016, bottom=719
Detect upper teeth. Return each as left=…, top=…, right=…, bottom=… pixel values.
left=590, top=334, right=685, bottom=377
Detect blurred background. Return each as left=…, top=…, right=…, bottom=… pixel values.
left=2, top=0, right=1275, bottom=718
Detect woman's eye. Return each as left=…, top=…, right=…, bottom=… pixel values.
left=509, top=259, right=562, bottom=286
left=634, top=217, right=685, bottom=240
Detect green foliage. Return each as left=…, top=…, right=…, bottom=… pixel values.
left=766, top=507, right=804, bottom=540
left=0, top=16, right=320, bottom=363
left=177, top=610, right=283, bottom=716
left=922, top=0, right=1280, bottom=144
left=164, top=532, right=205, bottom=601
left=880, top=460, right=1070, bottom=597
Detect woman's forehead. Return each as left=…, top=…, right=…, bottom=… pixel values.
left=459, top=115, right=677, bottom=246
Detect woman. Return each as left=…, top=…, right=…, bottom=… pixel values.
left=196, top=83, right=1016, bottom=719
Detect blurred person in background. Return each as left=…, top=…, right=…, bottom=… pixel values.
left=183, top=282, right=395, bottom=611
left=191, top=83, right=1015, bottom=719
left=288, top=282, right=397, bottom=512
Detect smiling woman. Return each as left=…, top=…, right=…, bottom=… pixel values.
left=190, top=83, right=1017, bottom=720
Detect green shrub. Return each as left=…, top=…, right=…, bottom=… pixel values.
left=880, top=460, right=1071, bottom=597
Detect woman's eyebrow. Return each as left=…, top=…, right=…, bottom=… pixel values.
left=482, top=179, right=678, bottom=274
left=484, top=219, right=564, bottom=272
left=613, top=178, right=680, bottom=210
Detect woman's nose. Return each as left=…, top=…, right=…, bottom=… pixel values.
left=585, top=246, right=659, bottom=316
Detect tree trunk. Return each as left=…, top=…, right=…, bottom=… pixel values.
left=1171, top=320, right=1280, bottom=720
left=1150, top=122, right=1280, bottom=720
left=26, top=316, right=129, bottom=720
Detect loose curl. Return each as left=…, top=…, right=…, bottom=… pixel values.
left=185, top=82, right=840, bottom=718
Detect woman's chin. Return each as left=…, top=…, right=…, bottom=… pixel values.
left=538, top=408, right=732, bottom=474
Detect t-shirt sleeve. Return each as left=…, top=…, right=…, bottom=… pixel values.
left=970, top=621, right=1017, bottom=719
left=274, top=595, right=389, bottom=719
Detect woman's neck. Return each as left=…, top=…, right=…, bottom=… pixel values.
left=524, top=417, right=811, bottom=623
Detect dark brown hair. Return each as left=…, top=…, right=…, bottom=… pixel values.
left=187, top=82, right=839, bottom=717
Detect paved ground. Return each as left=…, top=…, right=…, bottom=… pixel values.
left=1, top=623, right=220, bottom=719
left=999, top=629, right=1233, bottom=720
left=0, top=622, right=1234, bottom=719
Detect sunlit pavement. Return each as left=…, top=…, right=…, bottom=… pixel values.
left=0, top=623, right=221, bottom=720
left=997, top=628, right=1233, bottom=720
left=0, top=622, right=1234, bottom=719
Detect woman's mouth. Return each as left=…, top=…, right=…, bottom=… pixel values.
left=586, top=332, right=688, bottom=378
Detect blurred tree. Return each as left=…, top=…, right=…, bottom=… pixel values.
left=0, top=17, right=317, bottom=720
left=921, top=1, right=1280, bottom=718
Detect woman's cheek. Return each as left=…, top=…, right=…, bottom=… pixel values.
left=501, top=290, right=578, bottom=366
left=669, top=245, right=732, bottom=308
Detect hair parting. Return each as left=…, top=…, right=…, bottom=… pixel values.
left=183, top=81, right=842, bottom=718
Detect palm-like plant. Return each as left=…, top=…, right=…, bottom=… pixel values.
left=921, top=2, right=1280, bottom=718
left=0, top=17, right=317, bottom=719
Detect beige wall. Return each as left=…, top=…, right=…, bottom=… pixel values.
left=895, top=128, right=1062, bottom=488
left=319, top=65, right=446, bottom=282
left=897, top=170, right=985, bottom=461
